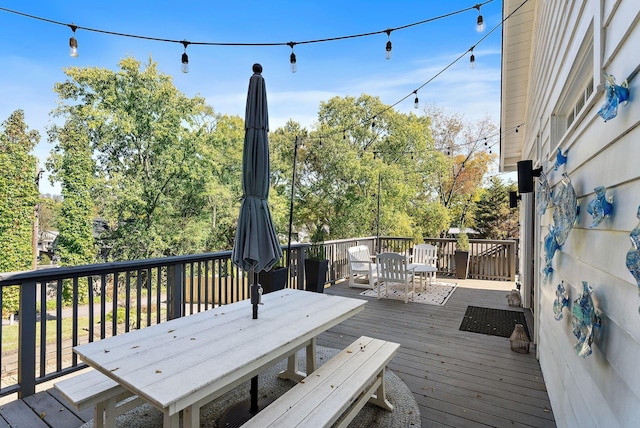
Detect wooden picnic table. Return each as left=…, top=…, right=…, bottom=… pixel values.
left=73, top=288, right=366, bottom=427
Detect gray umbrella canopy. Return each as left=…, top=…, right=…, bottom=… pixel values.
left=232, top=64, right=282, bottom=275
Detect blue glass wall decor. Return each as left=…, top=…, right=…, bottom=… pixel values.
left=536, top=171, right=552, bottom=215
left=554, top=148, right=567, bottom=171
left=597, top=74, right=630, bottom=122
left=571, top=281, right=601, bottom=358
left=552, top=173, right=579, bottom=246
left=586, top=186, right=613, bottom=228
left=626, top=205, right=640, bottom=291
left=543, top=224, right=560, bottom=283
left=553, top=281, right=570, bottom=320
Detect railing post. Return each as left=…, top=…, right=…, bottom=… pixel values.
left=167, top=264, right=184, bottom=320
left=18, top=280, right=36, bottom=398
left=509, top=241, right=517, bottom=281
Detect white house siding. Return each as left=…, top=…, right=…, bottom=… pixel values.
left=503, top=1, right=640, bottom=427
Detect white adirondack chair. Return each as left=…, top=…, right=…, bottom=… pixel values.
left=347, top=245, right=377, bottom=288
left=375, top=252, right=415, bottom=303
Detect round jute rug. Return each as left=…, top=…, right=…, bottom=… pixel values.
left=81, top=346, right=420, bottom=427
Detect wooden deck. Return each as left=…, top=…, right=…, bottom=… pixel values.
left=320, top=279, right=555, bottom=427
left=0, top=278, right=556, bottom=427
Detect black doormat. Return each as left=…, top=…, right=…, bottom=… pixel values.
left=459, top=306, right=530, bottom=340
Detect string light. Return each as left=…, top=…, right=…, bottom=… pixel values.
left=474, top=4, right=485, bottom=32
left=181, top=41, right=190, bottom=73
left=469, top=46, right=476, bottom=68
left=68, top=24, right=78, bottom=57
left=292, top=1, right=527, bottom=148
left=413, top=91, right=419, bottom=109
left=385, top=29, right=392, bottom=60
left=288, top=42, right=297, bottom=73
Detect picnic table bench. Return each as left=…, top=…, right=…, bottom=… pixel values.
left=54, top=369, right=141, bottom=427
left=242, top=335, right=400, bottom=428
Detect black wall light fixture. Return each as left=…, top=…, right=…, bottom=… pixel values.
left=517, top=160, right=543, bottom=194
left=509, top=191, right=521, bottom=209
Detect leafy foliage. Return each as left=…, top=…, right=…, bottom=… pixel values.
left=0, top=110, right=40, bottom=314
left=47, top=57, right=225, bottom=261
left=456, top=232, right=470, bottom=251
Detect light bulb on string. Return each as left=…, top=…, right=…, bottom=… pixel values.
left=474, top=4, right=485, bottom=32
left=385, top=29, right=392, bottom=60
left=469, top=46, right=476, bottom=69
left=413, top=91, right=419, bottom=109
left=68, top=24, right=78, bottom=58
left=181, top=41, right=190, bottom=73
left=288, top=42, right=297, bottom=73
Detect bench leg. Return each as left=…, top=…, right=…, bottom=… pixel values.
left=369, top=369, right=394, bottom=411
left=94, top=396, right=116, bottom=428
left=335, top=374, right=387, bottom=428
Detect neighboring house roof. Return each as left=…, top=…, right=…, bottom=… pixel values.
left=447, top=228, right=479, bottom=235
left=40, top=230, right=59, bottom=242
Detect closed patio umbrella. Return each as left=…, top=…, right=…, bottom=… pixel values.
left=232, top=63, right=283, bottom=320
left=227, top=64, right=282, bottom=421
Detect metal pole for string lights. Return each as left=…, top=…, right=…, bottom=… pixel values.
left=286, top=136, right=299, bottom=276
left=376, top=172, right=381, bottom=253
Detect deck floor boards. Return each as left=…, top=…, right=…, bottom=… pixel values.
left=317, top=280, right=555, bottom=428
left=0, top=279, right=556, bottom=427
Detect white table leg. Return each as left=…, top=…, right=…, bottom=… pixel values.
left=182, top=405, right=199, bottom=428
left=278, top=339, right=315, bottom=381
left=163, top=410, right=180, bottom=428
left=306, top=337, right=317, bottom=373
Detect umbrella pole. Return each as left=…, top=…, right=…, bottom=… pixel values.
left=250, top=269, right=259, bottom=413
left=250, top=270, right=259, bottom=320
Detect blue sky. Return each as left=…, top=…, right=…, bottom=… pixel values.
left=0, top=0, right=505, bottom=195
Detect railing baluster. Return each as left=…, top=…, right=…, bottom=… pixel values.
left=125, top=272, right=131, bottom=333
left=112, top=273, right=119, bottom=336
left=39, top=280, right=46, bottom=379
left=72, top=277, right=78, bottom=366
left=136, top=269, right=142, bottom=329
left=88, top=277, right=94, bottom=343
left=100, top=274, right=106, bottom=339
left=156, top=267, right=162, bottom=325
left=146, top=268, right=152, bottom=327
left=18, top=280, right=36, bottom=398
left=56, top=279, right=62, bottom=372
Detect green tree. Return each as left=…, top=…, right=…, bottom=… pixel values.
left=199, top=114, right=245, bottom=250
left=275, top=95, right=441, bottom=242
left=0, top=110, right=40, bottom=314
left=475, top=176, right=519, bottom=239
left=47, top=118, right=96, bottom=267
left=426, top=105, right=497, bottom=232
left=48, top=56, right=215, bottom=260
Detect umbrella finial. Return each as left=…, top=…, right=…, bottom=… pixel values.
left=252, top=63, right=263, bottom=74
